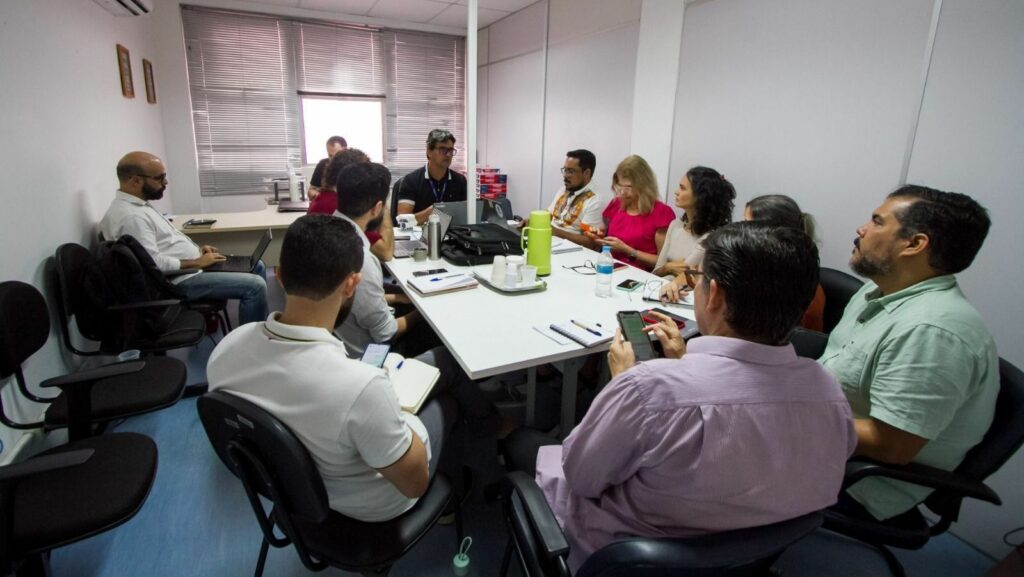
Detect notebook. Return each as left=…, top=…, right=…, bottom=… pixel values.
left=394, top=209, right=454, bottom=258
left=406, top=271, right=478, bottom=296
left=382, top=353, right=441, bottom=413
left=551, top=238, right=583, bottom=254
left=548, top=320, right=613, bottom=347
left=205, top=229, right=272, bottom=274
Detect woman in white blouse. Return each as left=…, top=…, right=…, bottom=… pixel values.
left=652, top=166, right=735, bottom=279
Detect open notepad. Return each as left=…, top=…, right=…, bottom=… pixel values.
left=548, top=320, right=613, bottom=348
left=382, top=354, right=440, bottom=414
left=407, top=272, right=478, bottom=296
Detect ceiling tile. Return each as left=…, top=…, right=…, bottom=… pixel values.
left=247, top=0, right=302, bottom=8
left=430, top=4, right=509, bottom=28
left=298, top=0, right=378, bottom=13
left=368, top=0, right=451, bottom=22
left=455, top=0, right=537, bottom=12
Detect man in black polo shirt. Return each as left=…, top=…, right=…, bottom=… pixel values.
left=308, top=135, right=348, bottom=200
left=396, top=129, right=468, bottom=225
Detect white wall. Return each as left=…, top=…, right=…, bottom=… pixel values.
left=0, top=0, right=167, bottom=462
left=904, top=0, right=1024, bottom=559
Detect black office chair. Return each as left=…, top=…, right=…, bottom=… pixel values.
left=197, top=390, right=457, bottom=577
left=500, top=471, right=824, bottom=577
left=824, top=357, right=1024, bottom=577
left=0, top=281, right=185, bottom=442
left=98, top=231, right=231, bottom=337
left=390, top=176, right=405, bottom=226
left=790, top=327, right=829, bottom=360
left=819, top=267, right=863, bottom=333
left=54, top=243, right=205, bottom=356
left=0, top=431, right=157, bottom=577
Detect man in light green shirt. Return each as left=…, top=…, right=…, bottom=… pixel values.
left=819, top=185, right=998, bottom=520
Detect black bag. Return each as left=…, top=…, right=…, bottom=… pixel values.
left=81, top=235, right=185, bottom=345
left=441, top=223, right=524, bottom=266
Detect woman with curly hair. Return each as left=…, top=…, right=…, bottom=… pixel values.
left=593, top=155, right=676, bottom=271
left=652, top=166, right=735, bottom=279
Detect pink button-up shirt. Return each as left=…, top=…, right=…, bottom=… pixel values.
left=536, top=336, right=856, bottom=570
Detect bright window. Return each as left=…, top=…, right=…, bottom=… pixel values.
left=300, top=96, right=384, bottom=165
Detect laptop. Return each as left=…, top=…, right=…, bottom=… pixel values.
left=433, top=200, right=481, bottom=226
left=277, top=200, right=309, bottom=212
left=394, top=209, right=453, bottom=258
left=206, top=229, right=272, bottom=273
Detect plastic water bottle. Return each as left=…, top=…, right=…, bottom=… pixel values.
left=427, top=212, right=442, bottom=261
left=595, top=246, right=614, bottom=298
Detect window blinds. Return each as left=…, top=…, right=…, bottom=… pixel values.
left=182, top=6, right=465, bottom=197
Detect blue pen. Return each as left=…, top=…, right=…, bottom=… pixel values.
left=396, top=360, right=404, bottom=370
left=571, top=319, right=602, bottom=336
left=430, top=273, right=462, bottom=282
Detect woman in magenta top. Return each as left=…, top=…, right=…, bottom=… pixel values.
left=596, top=155, right=676, bottom=271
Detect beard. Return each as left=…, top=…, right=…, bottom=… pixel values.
left=141, top=181, right=165, bottom=200
left=366, top=213, right=384, bottom=233
left=849, top=240, right=894, bottom=277
left=565, top=180, right=583, bottom=193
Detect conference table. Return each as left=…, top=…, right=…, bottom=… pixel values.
left=385, top=243, right=698, bottom=437
left=172, top=205, right=304, bottom=267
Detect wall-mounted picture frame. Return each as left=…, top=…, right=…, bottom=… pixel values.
left=143, top=59, right=156, bottom=104
left=117, top=44, right=134, bottom=98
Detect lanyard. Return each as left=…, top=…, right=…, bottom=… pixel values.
left=428, top=167, right=449, bottom=203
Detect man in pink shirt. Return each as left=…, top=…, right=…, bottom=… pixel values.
left=506, top=222, right=856, bottom=570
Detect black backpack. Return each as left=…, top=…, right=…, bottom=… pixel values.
left=80, top=235, right=185, bottom=346
left=441, top=223, right=524, bottom=266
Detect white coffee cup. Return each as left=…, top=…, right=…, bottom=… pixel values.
left=491, top=255, right=507, bottom=285
left=505, top=255, right=525, bottom=288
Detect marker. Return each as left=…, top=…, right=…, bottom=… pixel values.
left=571, top=319, right=602, bottom=336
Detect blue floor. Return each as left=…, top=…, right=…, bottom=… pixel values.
left=49, top=281, right=997, bottom=576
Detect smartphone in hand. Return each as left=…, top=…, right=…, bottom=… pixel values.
left=617, top=310, right=659, bottom=361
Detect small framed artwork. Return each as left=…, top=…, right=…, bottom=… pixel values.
left=143, top=59, right=156, bottom=104
left=117, top=44, right=134, bottom=98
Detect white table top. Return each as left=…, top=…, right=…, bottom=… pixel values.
left=172, top=205, right=304, bottom=234
left=386, top=244, right=696, bottom=379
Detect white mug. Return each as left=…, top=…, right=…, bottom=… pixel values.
left=396, top=214, right=416, bottom=230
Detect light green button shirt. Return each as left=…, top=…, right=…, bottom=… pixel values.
left=819, top=275, right=998, bottom=520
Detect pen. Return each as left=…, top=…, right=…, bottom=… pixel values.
left=430, top=273, right=463, bottom=282
left=571, top=319, right=602, bottom=336
left=396, top=360, right=404, bottom=370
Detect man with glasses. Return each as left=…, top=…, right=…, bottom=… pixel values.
left=504, top=223, right=854, bottom=570
left=99, top=151, right=268, bottom=325
left=545, top=149, right=603, bottom=247
left=396, top=129, right=467, bottom=225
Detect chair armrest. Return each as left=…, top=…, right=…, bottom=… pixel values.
left=843, top=459, right=1001, bottom=505
left=164, top=268, right=199, bottom=277
left=0, top=449, right=94, bottom=483
left=506, top=471, right=570, bottom=558
left=39, top=360, right=145, bottom=389
left=109, top=298, right=181, bottom=311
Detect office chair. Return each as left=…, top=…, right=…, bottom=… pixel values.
left=54, top=243, right=205, bottom=356
left=98, top=231, right=231, bottom=337
left=823, top=358, right=1024, bottom=577
left=390, top=176, right=404, bottom=226
left=198, top=390, right=458, bottom=577
left=499, top=471, right=823, bottom=577
left=0, top=432, right=157, bottom=577
left=0, top=281, right=185, bottom=442
left=819, top=267, right=863, bottom=333
left=790, top=327, right=829, bottom=360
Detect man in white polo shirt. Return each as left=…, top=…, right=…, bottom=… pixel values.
left=208, top=214, right=449, bottom=521
left=99, top=151, right=268, bottom=325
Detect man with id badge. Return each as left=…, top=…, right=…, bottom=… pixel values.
left=396, top=129, right=468, bottom=225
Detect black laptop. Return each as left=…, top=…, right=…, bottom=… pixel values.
left=205, top=229, right=272, bottom=273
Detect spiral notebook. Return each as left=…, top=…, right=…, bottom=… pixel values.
left=548, top=320, right=613, bottom=348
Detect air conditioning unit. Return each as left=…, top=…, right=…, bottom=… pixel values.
left=91, top=0, right=153, bottom=17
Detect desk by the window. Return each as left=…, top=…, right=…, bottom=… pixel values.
left=173, top=205, right=303, bottom=267
left=385, top=244, right=696, bottom=436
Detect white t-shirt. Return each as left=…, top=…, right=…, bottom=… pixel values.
left=207, top=313, right=430, bottom=522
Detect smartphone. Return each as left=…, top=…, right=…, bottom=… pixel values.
left=642, top=307, right=687, bottom=329
left=184, top=218, right=217, bottom=227
left=412, top=268, right=448, bottom=277
left=360, top=343, right=391, bottom=368
left=616, top=279, right=643, bottom=292
left=617, top=311, right=658, bottom=362
left=612, top=262, right=628, bottom=272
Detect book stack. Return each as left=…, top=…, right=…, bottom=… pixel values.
left=476, top=166, right=507, bottom=200
left=407, top=272, right=478, bottom=296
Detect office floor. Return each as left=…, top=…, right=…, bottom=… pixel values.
left=51, top=280, right=997, bottom=577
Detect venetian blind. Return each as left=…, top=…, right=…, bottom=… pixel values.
left=182, top=6, right=465, bottom=197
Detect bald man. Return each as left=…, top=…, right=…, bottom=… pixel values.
left=99, top=151, right=268, bottom=325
